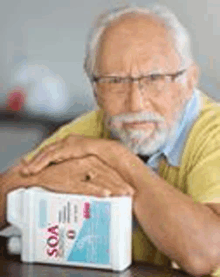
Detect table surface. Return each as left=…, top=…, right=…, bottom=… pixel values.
left=0, top=237, right=193, bottom=277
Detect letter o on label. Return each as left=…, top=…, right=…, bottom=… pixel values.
left=67, top=230, right=76, bottom=240
left=47, top=236, right=59, bottom=248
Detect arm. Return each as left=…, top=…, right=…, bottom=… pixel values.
left=130, top=163, right=220, bottom=276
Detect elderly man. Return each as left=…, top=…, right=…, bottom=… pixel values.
left=1, top=4, right=220, bottom=276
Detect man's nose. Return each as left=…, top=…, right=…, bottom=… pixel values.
left=127, top=82, right=152, bottom=113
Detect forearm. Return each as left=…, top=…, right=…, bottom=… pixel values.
left=132, top=165, right=220, bottom=276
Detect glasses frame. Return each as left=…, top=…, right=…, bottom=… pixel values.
left=92, top=69, right=187, bottom=86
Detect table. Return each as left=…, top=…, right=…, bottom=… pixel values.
left=0, top=237, right=193, bottom=277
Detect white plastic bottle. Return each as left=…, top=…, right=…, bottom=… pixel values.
left=0, top=187, right=132, bottom=271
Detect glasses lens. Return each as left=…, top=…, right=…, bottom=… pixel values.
left=96, top=75, right=169, bottom=101
left=96, top=83, right=128, bottom=103
left=141, top=75, right=166, bottom=91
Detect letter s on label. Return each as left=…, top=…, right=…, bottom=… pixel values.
left=47, top=248, right=58, bottom=257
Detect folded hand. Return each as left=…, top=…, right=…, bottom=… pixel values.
left=11, top=155, right=136, bottom=197
left=20, top=134, right=145, bottom=185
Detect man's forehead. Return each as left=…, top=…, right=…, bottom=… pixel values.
left=98, top=13, right=170, bottom=48
left=95, top=57, right=177, bottom=77
left=95, top=13, right=181, bottom=75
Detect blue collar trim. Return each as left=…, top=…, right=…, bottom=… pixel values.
left=148, top=88, right=202, bottom=169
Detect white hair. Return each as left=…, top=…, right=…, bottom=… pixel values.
left=83, top=4, right=194, bottom=81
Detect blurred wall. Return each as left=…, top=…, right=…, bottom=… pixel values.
left=0, top=0, right=219, bottom=120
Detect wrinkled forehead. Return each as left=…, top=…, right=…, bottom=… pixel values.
left=95, top=13, right=182, bottom=76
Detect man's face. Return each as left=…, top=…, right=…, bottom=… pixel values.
left=94, top=14, right=195, bottom=155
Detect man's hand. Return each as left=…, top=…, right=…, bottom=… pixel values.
left=20, top=134, right=145, bottom=185
left=39, top=155, right=136, bottom=196
left=0, top=155, right=135, bottom=230
left=10, top=155, right=136, bottom=197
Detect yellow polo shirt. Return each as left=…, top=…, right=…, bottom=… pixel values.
left=25, top=91, right=220, bottom=275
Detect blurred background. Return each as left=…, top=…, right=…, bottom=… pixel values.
left=0, top=0, right=219, bottom=172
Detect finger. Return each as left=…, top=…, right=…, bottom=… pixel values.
left=92, top=140, right=140, bottom=185
left=22, top=142, right=59, bottom=166
left=22, top=135, right=90, bottom=176
left=69, top=182, right=112, bottom=197
left=103, top=172, right=136, bottom=195
left=21, top=142, right=64, bottom=175
left=19, top=158, right=29, bottom=173
left=93, top=170, right=136, bottom=196
left=85, top=156, right=136, bottom=196
left=90, top=176, right=135, bottom=196
left=85, top=167, right=135, bottom=196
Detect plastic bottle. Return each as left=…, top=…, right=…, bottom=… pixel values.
left=0, top=187, right=132, bottom=271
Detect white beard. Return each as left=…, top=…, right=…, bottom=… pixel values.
left=109, top=125, right=169, bottom=156
left=104, top=107, right=185, bottom=156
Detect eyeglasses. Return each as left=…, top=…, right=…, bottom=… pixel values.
left=92, top=69, right=187, bottom=100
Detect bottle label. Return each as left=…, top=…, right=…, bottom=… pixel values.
left=35, top=194, right=111, bottom=265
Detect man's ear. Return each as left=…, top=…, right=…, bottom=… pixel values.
left=187, top=63, right=200, bottom=92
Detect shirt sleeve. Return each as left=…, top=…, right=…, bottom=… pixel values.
left=187, top=133, right=220, bottom=204
left=186, top=132, right=220, bottom=276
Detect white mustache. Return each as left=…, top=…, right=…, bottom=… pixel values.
left=109, top=112, right=165, bottom=125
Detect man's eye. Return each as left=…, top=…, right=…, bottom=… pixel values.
left=109, top=78, right=121, bottom=83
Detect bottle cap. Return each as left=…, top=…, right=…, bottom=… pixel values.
left=8, top=236, right=21, bottom=255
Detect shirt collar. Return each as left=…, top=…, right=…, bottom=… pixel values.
left=159, top=88, right=202, bottom=167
